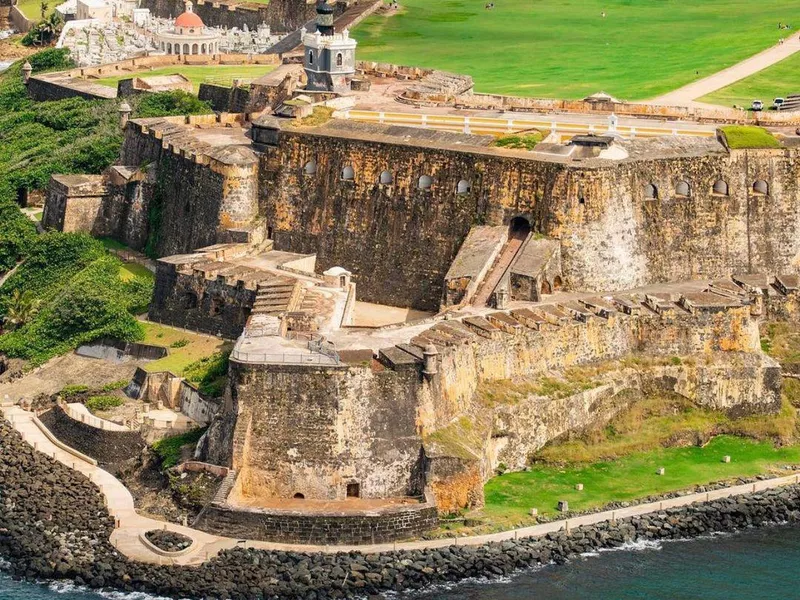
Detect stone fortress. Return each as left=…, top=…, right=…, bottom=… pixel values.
left=37, top=0, right=800, bottom=544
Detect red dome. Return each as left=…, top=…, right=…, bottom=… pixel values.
left=175, top=11, right=204, bottom=27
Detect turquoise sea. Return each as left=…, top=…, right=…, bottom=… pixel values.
left=3, top=523, right=800, bottom=599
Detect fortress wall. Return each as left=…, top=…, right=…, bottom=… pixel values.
left=560, top=149, right=800, bottom=291
left=215, top=302, right=772, bottom=509
left=149, top=263, right=256, bottom=338
left=225, top=361, right=427, bottom=501
left=260, top=129, right=800, bottom=309
left=424, top=306, right=761, bottom=434
left=138, top=0, right=316, bottom=33
left=259, top=130, right=567, bottom=310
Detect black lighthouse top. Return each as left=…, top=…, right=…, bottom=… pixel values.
left=316, top=0, right=335, bottom=36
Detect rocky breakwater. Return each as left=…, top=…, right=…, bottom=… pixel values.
left=2, top=417, right=800, bottom=598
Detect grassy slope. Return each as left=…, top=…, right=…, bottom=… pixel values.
left=15, top=0, right=55, bottom=20
left=94, top=65, right=276, bottom=92
left=483, top=436, right=800, bottom=523
left=700, top=51, right=800, bottom=107
left=354, top=0, right=800, bottom=100
left=141, top=322, right=229, bottom=375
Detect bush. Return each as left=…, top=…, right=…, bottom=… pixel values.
left=183, top=350, right=230, bottom=397
left=170, top=338, right=190, bottom=349
left=61, top=384, right=89, bottom=397
left=492, top=132, right=544, bottom=150
left=85, top=395, right=124, bottom=412
left=137, top=91, right=212, bottom=118
left=152, top=427, right=208, bottom=469
left=101, top=379, right=129, bottom=392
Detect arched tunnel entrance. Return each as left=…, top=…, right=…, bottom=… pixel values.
left=509, top=216, right=532, bottom=240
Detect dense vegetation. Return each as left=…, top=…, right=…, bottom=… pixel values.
left=0, top=234, right=152, bottom=364
left=0, top=50, right=212, bottom=365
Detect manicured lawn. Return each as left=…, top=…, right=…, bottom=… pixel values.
left=482, top=436, right=800, bottom=524
left=141, top=321, right=230, bottom=375
left=354, top=0, right=800, bottom=100
left=699, top=51, right=800, bottom=107
left=93, top=65, right=276, bottom=92
left=720, top=125, right=782, bottom=149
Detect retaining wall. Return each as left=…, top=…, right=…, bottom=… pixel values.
left=38, top=405, right=145, bottom=466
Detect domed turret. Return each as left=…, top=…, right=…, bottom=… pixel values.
left=315, top=0, right=334, bottom=36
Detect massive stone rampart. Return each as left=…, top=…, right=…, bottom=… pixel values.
left=207, top=286, right=782, bottom=511
left=254, top=122, right=800, bottom=310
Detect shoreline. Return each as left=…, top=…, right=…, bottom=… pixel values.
left=3, top=419, right=800, bottom=599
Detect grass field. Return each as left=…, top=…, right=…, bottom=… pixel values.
left=15, top=0, right=54, bottom=20
left=699, top=51, right=800, bottom=107
left=141, top=321, right=230, bottom=375
left=94, top=65, right=276, bottom=92
left=482, top=436, right=800, bottom=525
left=354, top=0, right=800, bottom=99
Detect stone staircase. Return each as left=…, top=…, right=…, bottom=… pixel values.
left=472, top=230, right=529, bottom=307
left=252, top=278, right=303, bottom=317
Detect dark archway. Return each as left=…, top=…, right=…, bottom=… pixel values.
left=552, top=275, right=563, bottom=291
left=293, top=493, right=305, bottom=499
left=346, top=482, right=361, bottom=498
left=541, top=279, right=552, bottom=295
left=509, top=216, right=531, bottom=240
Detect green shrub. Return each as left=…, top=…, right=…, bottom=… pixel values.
left=101, top=379, right=129, bottom=392
left=85, top=395, right=124, bottom=412
left=137, top=91, right=212, bottom=118
left=492, top=132, right=544, bottom=151
left=61, top=384, right=88, bottom=397
left=183, top=350, right=230, bottom=397
left=170, top=338, right=190, bottom=349
left=152, top=427, right=207, bottom=469
left=720, top=126, right=782, bottom=149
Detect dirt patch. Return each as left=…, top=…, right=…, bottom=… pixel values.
left=118, top=453, right=221, bottom=524
left=0, top=352, right=145, bottom=404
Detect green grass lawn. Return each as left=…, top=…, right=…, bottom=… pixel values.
left=482, top=436, right=800, bottom=525
left=142, top=321, right=230, bottom=375
left=699, top=51, right=800, bottom=107
left=119, top=262, right=154, bottom=282
left=93, top=65, right=276, bottom=93
left=354, top=0, right=800, bottom=100
left=14, top=0, right=54, bottom=20
left=720, top=125, right=782, bottom=149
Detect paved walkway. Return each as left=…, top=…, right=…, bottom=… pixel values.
left=3, top=402, right=799, bottom=565
left=651, top=35, right=800, bottom=107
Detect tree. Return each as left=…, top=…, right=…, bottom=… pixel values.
left=4, top=289, right=41, bottom=330
left=39, top=1, right=49, bottom=19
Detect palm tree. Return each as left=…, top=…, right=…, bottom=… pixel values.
left=39, top=0, right=49, bottom=19
left=4, top=290, right=41, bottom=331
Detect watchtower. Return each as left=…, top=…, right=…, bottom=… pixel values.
left=302, top=0, right=357, bottom=93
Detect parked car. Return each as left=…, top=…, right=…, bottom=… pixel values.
left=774, top=97, right=785, bottom=110
left=752, top=100, right=764, bottom=111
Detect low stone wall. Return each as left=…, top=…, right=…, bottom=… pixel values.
left=37, top=405, right=144, bottom=467
left=195, top=497, right=439, bottom=545
left=9, top=4, right=33, bottom=32
left=76, top=338, right=167, bottom=362
left=27, top=54, right=280, bottom=102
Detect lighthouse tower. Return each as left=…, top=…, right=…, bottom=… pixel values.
left=302, top=0, right=357, bottom=93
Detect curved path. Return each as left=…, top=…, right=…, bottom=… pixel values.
left=651, top=35, right=800, bottom=107
left=2, top=403, right=799, bottom=565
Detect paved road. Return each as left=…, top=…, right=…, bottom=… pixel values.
left=650, top=35, right=800, bottom=107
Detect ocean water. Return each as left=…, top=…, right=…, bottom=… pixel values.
left=3, top=523, right=800, bottom=599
